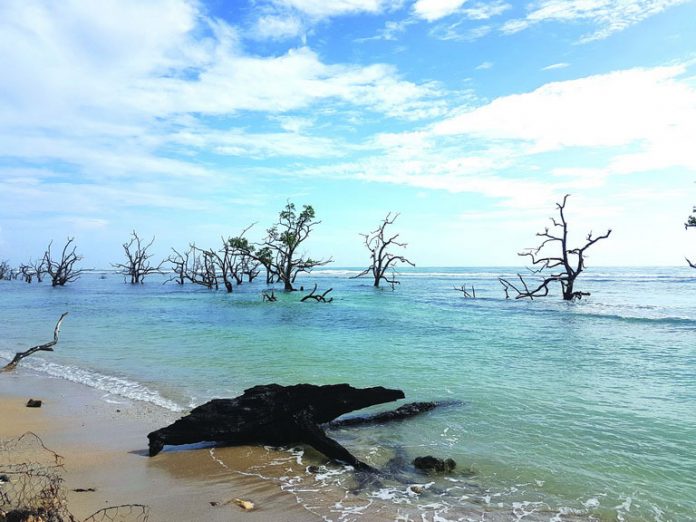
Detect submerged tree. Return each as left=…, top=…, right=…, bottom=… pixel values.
left=258, top=202, right=332, bottom=291
left=685, top=206, right=696, bottom=268
left=353, top=212, right=415, bottom=288
left=113, top=230, right=164, bottom=284
left=43, top=237, right=85, bottom=286
left=166, top=246, right=193, bottom=285
left=18, top=263, right=34, bottom=283
left=499, top=195, right=611, bottom=301
left=0, top=260, right=12, bottom=280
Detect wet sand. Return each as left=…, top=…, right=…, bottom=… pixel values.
left=0, top=370, right=319, bottom=521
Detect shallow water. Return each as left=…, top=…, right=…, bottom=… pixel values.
left=1, top=267, right=695, bottom=521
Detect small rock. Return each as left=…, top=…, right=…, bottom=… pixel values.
left=26, top=399, right=42, bottom=408
left=413, top=456, right=456, bottom=473
left=408, top=485, right=425, bottom=495
left=306, top=465, right=320, bottom=474
left=72, top=487, right=96, bottom=493
left=209, top=501, right=219, bottom=506
left=0, top=474, right=9, bottom=483
left=228, top=498, right=255, bottom=511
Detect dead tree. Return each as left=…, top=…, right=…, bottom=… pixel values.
left=353, top=213, right=415, bottom=288
left=18, top=264, right=34, bottom=283
left=30, top=257, right=46, bottom=282
left=225, top=225, right=256, bottom=288
left=190, top=246, right=218, bottom=289
left=2, top=313, right=68, bottom=371
left=685, top=206, right=696, bottom=267
left=113, top=230, right=164, bottom=284
left=0, top=260, right=11, bottom=280
left=300, top=283, right=333, bottom=303
left=43, top=238, right=85, bottom=286
left=499, top=195, right=611, bottom=300
left=257, top=202, right=332, bottom=291
left=208, top=241, right=235, bottom=292
left=166, top=245, right=215, bottom=287
left=454, top=284, right=476, bottom=298
left=166, top=247, right=192, bottom=285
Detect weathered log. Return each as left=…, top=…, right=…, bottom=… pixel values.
left=147, top=383, right=405, bottom=471
left=2, top=313, right=68, bottom=372
left=327, top=400, right=462, bottom=428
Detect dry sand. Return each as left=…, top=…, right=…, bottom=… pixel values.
left=0, top=370, right=320, bottom=521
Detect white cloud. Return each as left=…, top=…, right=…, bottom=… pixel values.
left=415, top=0, right=509, bottom=23
left=284, top=63, right=696, bottom=212
left=413, top=0, right=468, bottom=21
left=358, top=18, right=415, bottom=41
left=433, top=65, right=696, bottom=156
left=270, top=0, right=402, bottom=19
left=249, top=15, right=304, bottom=40
left=0, top=0, right=445, bottom=193
left=0, top=3, right=442, bottom=122
left=168, top=128, right=346, bottom=158
left=431, top=22, right=493, bottom=40
left=461, top=1, right=511, bottom=19
left=128, top=46, right=444, bottom=119
left=501, top=0, right=690, bottom=42
left=542, top=62, right=569, bottom=70
left=476, top=61, right=494, bottom=70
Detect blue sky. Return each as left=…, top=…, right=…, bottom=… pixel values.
left=1, top=0, right=696, bottom=268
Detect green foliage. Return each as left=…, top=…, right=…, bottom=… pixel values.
left=268, top=202, right=317, bottom=249
left=228, top=235, right=252, bottom=251
left=256, top=246, right=273, bottom=265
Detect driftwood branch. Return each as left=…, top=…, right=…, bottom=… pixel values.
left=327, top=400, right=462, bottom=428
left=300, top=283, right=333, bottom=303
left=262, top=289, right=277, bottom=302
left=454, top=284, right=476, bottom=298
left=2, top=313, right=68, bottom=372
left=147, top=383, right=406, bottom=472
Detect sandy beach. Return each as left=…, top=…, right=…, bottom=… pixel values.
left=0, top=369, right=319, bottom=522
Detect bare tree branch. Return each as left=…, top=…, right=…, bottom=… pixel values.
left=2, top=313, right=69, bottom=371
left=454, top=284, right=476, bottom=298
left=300, top=283, right=333, bottom=303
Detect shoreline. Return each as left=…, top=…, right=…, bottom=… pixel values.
left=0, top=369, right=319, bottom=521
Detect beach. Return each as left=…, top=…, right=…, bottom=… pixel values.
left=0, top=369, right=317, bottom=521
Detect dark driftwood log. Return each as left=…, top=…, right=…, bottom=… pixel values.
left=147, top=383, right=405, bottom=471
left=327, top=400, right=462, bottom=428
left=2, top=312, right=68, bottom=372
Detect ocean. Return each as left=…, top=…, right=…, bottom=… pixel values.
left=1, top=267, right=695, bottom=521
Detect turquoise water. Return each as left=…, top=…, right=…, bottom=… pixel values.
left=1, top=267, right=695, bottom=521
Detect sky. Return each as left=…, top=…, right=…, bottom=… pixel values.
left=1, top=0, right=696, bottom=268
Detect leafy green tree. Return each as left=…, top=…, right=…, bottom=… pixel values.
left=259, top=202, right=332, bottom=291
